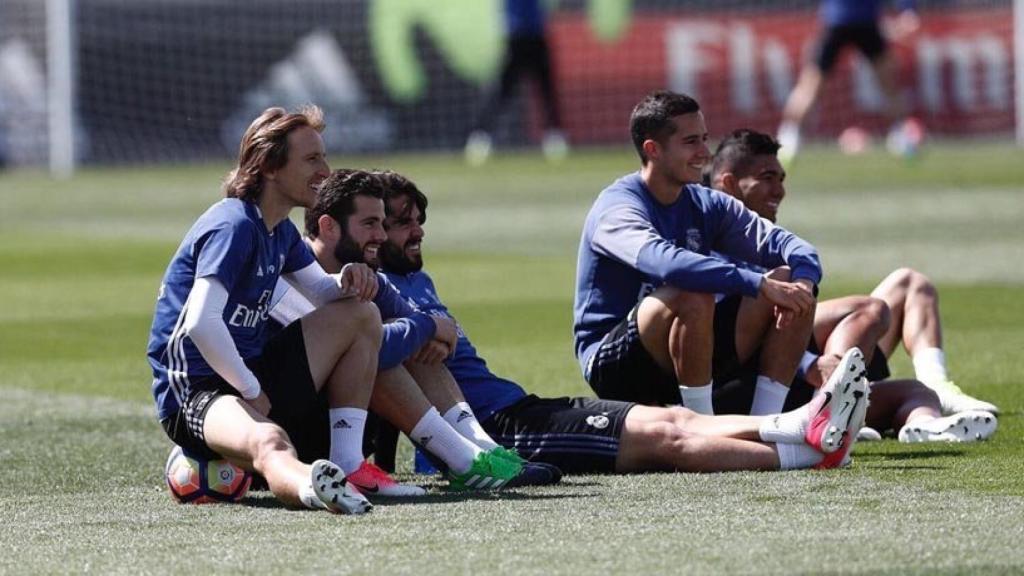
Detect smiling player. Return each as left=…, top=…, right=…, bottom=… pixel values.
left=574, top=90, right=824, bottom=417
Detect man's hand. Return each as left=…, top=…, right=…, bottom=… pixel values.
left=247, top=391, right=272, bottom=417
left=412, top=340, right=451, bottom=365
left=338, top=263, right=379, bottom=302
left=431, top=316, right=459, bottom=352
left=760, top=276, right=815, bottom=329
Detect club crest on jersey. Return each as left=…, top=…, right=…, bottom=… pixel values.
left=685, top=228, right=702, bottom=252
left=585, top=414, right=610, bottom=429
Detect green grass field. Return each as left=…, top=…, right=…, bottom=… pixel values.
left=1, top=143, right=1023, bottom=574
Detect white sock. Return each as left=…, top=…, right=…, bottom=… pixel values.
left=328, top=407, right=367, bottom=475
left=913, top=347, right=949, bottom=384
left=778, top=120, right=801, bottom=151
left=679, top=382, right=714, bottom=414
left=298, top=481, right=326, bottom=510
left=776, top=442, right=824, bottom=470
left=750, top=376, right=790, bottom=416
left=759, top=402, right=810, bottom=444
left=411, top=407, right=483, bottom=475
left=443, top=402, right=500, bottom=451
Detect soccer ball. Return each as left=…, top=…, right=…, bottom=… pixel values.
left=165, top=445, right=252, bottom=504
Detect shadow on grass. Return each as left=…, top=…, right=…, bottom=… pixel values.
left=856, top=448, right=966, bottom=461
left=238, top=488, right=597, bottom=510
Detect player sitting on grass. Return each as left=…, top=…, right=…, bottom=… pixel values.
left=268, top=169, right=554, bottom=491
left=349, top=169, right=869, bottom=473
left=705, top=128, right=997, bottom=442
left=147, top=106, right=377, bottom=515
left=574, top=90, right=822, bottom=417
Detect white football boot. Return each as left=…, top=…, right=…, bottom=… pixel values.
left=311, top=460, right=373, bottom=515
left=898, top=411, right=998, bottom=443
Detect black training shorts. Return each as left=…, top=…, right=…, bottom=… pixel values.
left=483, top=395, right=634, bottom=474
left=160, top=320, right=327, bottom=461
left=813, top=22, right=888, bottom=73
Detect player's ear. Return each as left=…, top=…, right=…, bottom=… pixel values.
left=642, top=139, right=660, bottom=162
left=318, top=214, right=339, bottom=239
left=718, top=172, right=739, bottom=195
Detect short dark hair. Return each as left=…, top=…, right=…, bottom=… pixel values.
left=305, top=168, right=385, bottom=238
left=706, top=129, right=781, bottom=185
left=373, top=170, right=428, bottom=225
left=630, top=90, right=701, bottom=165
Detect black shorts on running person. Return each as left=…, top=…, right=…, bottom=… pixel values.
left=482, top=395, right=634, bottom=474
left=813, top=22, right=888, bottom=73
left=159, top=319, right=328, bottom=462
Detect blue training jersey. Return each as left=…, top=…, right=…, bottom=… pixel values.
left=573, top=172, right=822, bottom=379
left=820, top=0, right=916, bottom=26
left=147, top=199, right=314, bottom=420
left=384, top=270, right=527, bottom=422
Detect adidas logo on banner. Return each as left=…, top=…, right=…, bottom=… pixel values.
left=221, top=29, right=393, bottom=153
left=333, top=419, right=352, bottom=430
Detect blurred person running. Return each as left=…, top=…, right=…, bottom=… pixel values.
left=777, top=0, right=924, bottom=164
left=464, top=0, right=568, bottom=165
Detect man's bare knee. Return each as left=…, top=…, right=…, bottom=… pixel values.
left=666, top=405, right=698, bottom=429
left=321, top=300, right=382, bottom=338
left=638, top=287, right=714, bottom=329
left=659, top=289, right=714, bottom=320
left=862, top=297, right=892, bottom=335
left=249, top=422, right=295, bottom=471
left=905, top=269, right=937, bottom=300
left=646, top=421, right=692, bottom=462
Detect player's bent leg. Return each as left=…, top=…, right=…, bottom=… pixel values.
left=202, top=395, right=321, bottom=508
left=636, top=287, right=715, bottom=387
left=871, top=267, right=938, bottom=356
left=746, top=269, right=814, bottom=382
left=815, top=297, right=890, bottom=368
left=370, top=366, right=435, bottom=432
left=873, top=269, right=998, bottom=414
left=404, top=361, right=464, bottom=415
left=301, top=299, right=382, bottom=398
